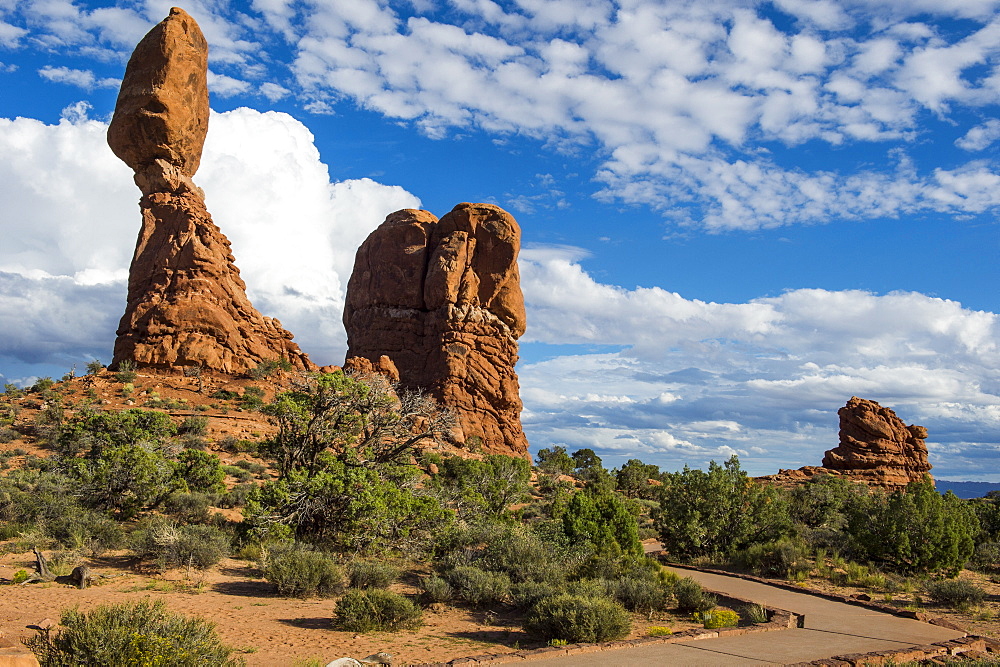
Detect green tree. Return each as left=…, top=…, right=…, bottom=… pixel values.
left=562, top=489, right=642, bottom=557
left=175, top=450, right=226, bottom=494
left=615, top=459, right=662, bottom=499
left=571, top=448, right=615, bottom=493
left=653, top=456, right=791, bottom=560
left=261, top=372, right=453, bottom=477
left=788, top=473, right=868, bottom=531
left=535, top=446, right=575, bottom=476
left=846, top=478, right=980, bottom=575
left=57, top=408, right=177, bottom=457
left=68, top=444, right=179, bottom=518
left=244, top=461, right=449, bottom=553
left=428, top=454, right=531, bottom=517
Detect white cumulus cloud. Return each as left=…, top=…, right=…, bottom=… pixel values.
left=518, top=246, right=1000, bottom=479
left=0, top=106, right=419, bottom=372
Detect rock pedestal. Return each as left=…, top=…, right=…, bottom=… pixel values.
left=343, top=203, right=528, bottom=457
left=108, top=7, right=312, bottom=374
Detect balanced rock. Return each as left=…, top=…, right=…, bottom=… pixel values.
left=343, top=203, right=528, bottom=457
left=757, top=396, right=932, bottom=491
left=108, top=8, right=312, bottom=375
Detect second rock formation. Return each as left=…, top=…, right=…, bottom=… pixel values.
left=757, top=396, right=932, bottom=490
left=344, top=203, right=528, bottom=457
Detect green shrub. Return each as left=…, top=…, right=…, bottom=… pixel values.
left=647, top=625, right=672, bottom=636
left=674, top=577, right=717, bottom=613
left=262, top=547, right=343, bottom=598
left=176, top=450, right=226, bottom=494
left=210, top=390, right=240, bottom=401
left=234, top=460, right=267, bottom=475
left=131, top=520, right=230, bottom=571
left=525, top=594, right=631, bottom=643
left=248, top=359, right=293, bottom=380
left=733, top=538, right=811, bottom=578
left=85, top=360, right=103, bottom=376
left=223, top=465, right=253, bottom=482
left=217, top=483, right=255, bottom=509
left=511, top=581, right=562, bottom=609
left=179, top=416, right=209, bottom=436
left=608, top=574, right=671, bottom=613
left=24, top=599, right=241, bottom=666
left=0, top=426, right=19, bottom=443
left=46, top=509, right=126, bottom=555
left=163, top=491, right=213, bottom=524
left=695, top=608, right=740, bottom=628
left=924, top=578, right=986, bottom=608
left=419, top=576, right=454, bottom=603
left=742, top=603, right=769, bottom=624
left=238, top=387, right=266, bottom=411
left=445, top=566, right=511, bottom=606
left=972, top=541, right=1000, bottom=571
left=334, top=589, right=423, bottom=632
left=115, top=360, right=137, bottom=383
left=347, top=560, right=399, bottom=589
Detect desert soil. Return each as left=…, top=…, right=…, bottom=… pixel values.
left=0, top=549, right=699, bottom=666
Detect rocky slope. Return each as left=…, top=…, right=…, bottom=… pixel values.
left=108, top=7, right=312, bottom=375
left=343, top=204, right=528, bottom=457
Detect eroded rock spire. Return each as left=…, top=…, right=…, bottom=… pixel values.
left=108, top=7, right=312, bottom=374
left=344, top=203, right=528, bottom=457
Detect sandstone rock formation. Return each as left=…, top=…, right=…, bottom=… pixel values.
left=343, top=203, right=528, bottom=457
left=108, top=7, right=312, bottom=375
left=823, top=396, right=932, bottom=487
left=757, top=396, right=932, bottom=491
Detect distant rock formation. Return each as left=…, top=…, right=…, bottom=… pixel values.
left=108, top=7, right=312, bottom=375
left=757, top=396, right=932, bottom=491
left=343, top=203, right=528, bottom=457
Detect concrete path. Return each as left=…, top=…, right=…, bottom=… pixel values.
left=527, top=566, right=966, bottom=666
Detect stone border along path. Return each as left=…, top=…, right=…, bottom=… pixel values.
left=412, top=563, right=994, bottom=667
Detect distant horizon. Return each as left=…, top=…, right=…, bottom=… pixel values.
left=1, top=1, right=998, bottom=481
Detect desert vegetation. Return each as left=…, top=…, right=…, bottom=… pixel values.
left=0, top=369, right=998, bottom=664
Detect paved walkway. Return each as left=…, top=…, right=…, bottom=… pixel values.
left=528, top=566, right=966, bottom=666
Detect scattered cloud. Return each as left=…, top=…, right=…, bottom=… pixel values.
left=518, top=246, right=1000, bottom=478
left=5, top=1, right=1000, bottom=229
left=207, top=71, right=252, bottom=97
left=956, top=119, right=1000, bottom=151
left=38, top=65, right=119, bottom=90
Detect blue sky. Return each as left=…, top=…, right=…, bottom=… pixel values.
left=1, top=0, right=998, bottom=480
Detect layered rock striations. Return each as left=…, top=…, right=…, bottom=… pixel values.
left=108, top=7, right=312, bottom=374
left=823, top=396, right=932, bottom=487
left=343, top=203, right=528, bottom=457
left=757, top=396, right=932, bottom=490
